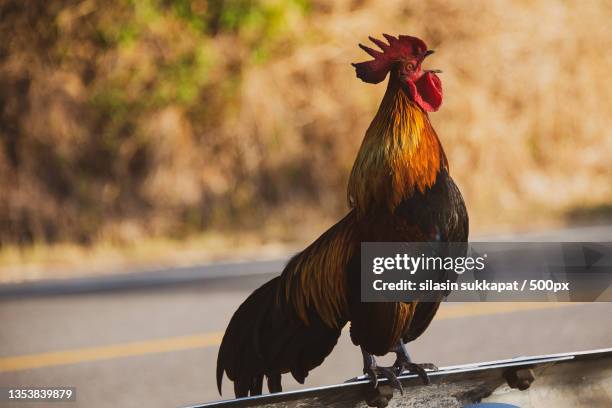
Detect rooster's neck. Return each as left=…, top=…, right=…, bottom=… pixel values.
left=347, top=80, right=447, bottom=214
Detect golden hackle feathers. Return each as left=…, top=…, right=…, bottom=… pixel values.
left=280, top=212, right=357, bottom=328
left=348, top=83, right=447, bottom=214
left=279, top=81, right=447, bottom=331
left=280, top=85, right=447, bottom=330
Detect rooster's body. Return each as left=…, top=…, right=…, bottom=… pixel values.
left=217, top=34, right=468, bottom=397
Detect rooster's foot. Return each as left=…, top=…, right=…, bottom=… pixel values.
left=390, top=340, right=437, bottom=385
left=361, top=348, right=403, bottom=394
left=392, top=358, right=437, bottom=385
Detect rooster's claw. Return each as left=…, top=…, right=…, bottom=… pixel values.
left=393, top=359, right=437, bottom=385
left=364, top=364, right=404, bottom=394
left=361, top=347, right=404, bottom=393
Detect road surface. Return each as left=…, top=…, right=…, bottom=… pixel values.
left=0, top=225, right=611, bottom=407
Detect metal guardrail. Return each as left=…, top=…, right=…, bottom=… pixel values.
left=190, top=348, right=612, bottom=408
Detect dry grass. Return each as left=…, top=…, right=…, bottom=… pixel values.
left=0, top=230, right=297, bottom=283
left=1, top=0, right=611, bottom=279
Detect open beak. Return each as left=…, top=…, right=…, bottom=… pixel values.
left=422, top=50, right=441, bottom=73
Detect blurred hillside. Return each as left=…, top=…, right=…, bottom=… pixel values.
left=1, top=0, right=611, bottom=252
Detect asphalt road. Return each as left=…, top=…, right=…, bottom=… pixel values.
left=0, top=225, right=611, bottom=408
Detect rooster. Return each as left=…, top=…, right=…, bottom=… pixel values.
left=216, top=34, right=468, bottom=398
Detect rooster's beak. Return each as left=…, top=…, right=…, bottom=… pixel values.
left=423, top=49, right=435, bottom=59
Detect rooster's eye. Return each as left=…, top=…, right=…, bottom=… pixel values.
left=405, top=62, right=415, bottom=71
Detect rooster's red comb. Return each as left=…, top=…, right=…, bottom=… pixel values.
left=352, top=34, right=428, bottom=84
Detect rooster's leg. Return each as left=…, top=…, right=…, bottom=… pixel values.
left=361, top=347, right=403, bottom=393
left=390, top=340, right=438, bottom=384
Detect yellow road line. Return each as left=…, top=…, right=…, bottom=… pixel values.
left=0, top=332, right=223, bottom=373
left=436, top=301, right=577, bottom=320
left=0, top=302, right=584, bottom=373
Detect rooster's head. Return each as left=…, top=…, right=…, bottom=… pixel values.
left=352, top=34, right=442, bottom=112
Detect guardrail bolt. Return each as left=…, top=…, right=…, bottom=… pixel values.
left=504, top=368, right=535, bottom=391
left=363, top=384, right=395, bottom=408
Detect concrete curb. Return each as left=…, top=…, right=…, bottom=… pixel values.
left=1, top=224, right=609, bottom=298
left=0, top=258, right=289, bottom=298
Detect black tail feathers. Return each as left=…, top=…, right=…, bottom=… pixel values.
left=216, top=278, right=280, bottom=397
left=216, top=276, right=342, bottom=397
